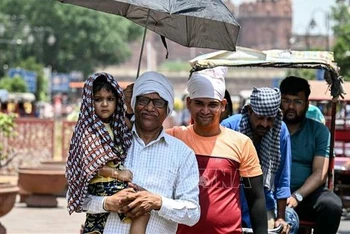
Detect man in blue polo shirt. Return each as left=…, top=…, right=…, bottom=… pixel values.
left=280, top=76, right=342, bottom=234
left=222, top=87, right=298, bottom=234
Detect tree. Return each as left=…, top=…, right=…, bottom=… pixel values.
left=332, top=3, right=350, bottom=81
left=0, top=113, right=17, bottom=168
left=0, top=76, right=27, bottom=92
left=18, top=57, right=47, bottom=101
left=0, top=0, right=143, bottom=76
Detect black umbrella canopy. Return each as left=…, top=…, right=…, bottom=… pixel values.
left=58, top=0, right=240, bottom=51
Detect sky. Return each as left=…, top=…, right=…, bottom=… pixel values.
left=230, top=0, right=337, bottom=35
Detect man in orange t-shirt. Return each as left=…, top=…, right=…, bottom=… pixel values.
left=166, top=67, right=267, bottom=234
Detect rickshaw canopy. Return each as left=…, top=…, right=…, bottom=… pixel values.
left=189, top=47, right=346, bottom=100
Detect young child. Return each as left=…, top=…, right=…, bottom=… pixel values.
left=66, top=72, right=149, bottom=234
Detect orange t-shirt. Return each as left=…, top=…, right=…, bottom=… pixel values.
left=166, top=125, right=261, bottom=234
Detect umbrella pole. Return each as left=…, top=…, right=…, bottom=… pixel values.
left=136, top=9, right=151, bottom=79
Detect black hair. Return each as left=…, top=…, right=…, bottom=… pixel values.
left=93, top=75, right=118, bottom=97
left=224, top=89, right=233, bottom=116
left=280, top=76, right=311, bottom=98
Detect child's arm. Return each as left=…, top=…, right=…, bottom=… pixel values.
left=123, top=84, right=134, bottom=130
left=128, top=182, right=147, bottom=192
left=98, top=166, right=133, bottom=182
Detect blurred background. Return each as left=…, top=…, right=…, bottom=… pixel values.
left=1, top=2, right=350, bottom=232
left=0, top=0, right=349, bottom=162
left=0, top=0, right=349, bottom=119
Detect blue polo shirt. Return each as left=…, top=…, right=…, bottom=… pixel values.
left=289, top=118, right=330, bottom=192
left=221, top=114, right=291, bottom=227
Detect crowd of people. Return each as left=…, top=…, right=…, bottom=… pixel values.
left=65, top=67, right=343, bottom=234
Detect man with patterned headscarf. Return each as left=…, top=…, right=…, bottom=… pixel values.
left=82, top=71, right=200, bottom=234
left=166, top=67, right=268, bottom=234
left=222, top=87, right=299, bottom=234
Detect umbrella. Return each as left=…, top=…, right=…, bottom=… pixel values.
left=58, top=0, right=240, bottom=77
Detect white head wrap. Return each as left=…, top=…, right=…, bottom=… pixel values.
left=187, top=67, right=227, bottom=100
left=131, top=71, right=174, bottom=116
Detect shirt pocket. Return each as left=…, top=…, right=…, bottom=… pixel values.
left=143, top=163, right=178, bottom=196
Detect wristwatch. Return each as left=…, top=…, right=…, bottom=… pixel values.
left=293, top=192, right=303, bottom=203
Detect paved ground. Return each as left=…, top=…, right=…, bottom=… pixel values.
left=0, top=197, right=85, bottom=234
left=1, top=196, right=350, bottom=233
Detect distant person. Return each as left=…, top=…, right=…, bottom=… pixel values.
left=222, top=87, right=298, bottom=234
left=280, top=76, right=342, bottom=234
left=17, top=101, right=27, bottom=117
left=66, top=72, right=149, bottom=234
left=178, top=93, right=191, bottom=126
left=306, top=104, right=326, bottom=124
left=220, top=89, right=233, bottom=122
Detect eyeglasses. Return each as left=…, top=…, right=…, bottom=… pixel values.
left=281, top=98, right=305, bottom=106
left=136, top=96, right=168, bottom=108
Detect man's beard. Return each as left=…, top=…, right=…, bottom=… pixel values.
left=283, top=109, right=306, bottom=124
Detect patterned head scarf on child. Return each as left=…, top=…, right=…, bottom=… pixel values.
left=239, top=87, right=282, bottom=190
left=66, top=72, right=132, bottom=214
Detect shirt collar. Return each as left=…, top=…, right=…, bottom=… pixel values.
left=131, top=124, right=170, bottom=145
left=291, top=117, right=307, bottom=135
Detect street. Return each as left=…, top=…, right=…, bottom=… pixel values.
left=1, top=197, right=350, bottom=233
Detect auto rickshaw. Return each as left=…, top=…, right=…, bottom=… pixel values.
left=306, top=80, right=350, bottom=214
left=189, top=47, right=347, bottom=233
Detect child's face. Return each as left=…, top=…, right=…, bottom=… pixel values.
left=93, top=88, right=117, bottom=123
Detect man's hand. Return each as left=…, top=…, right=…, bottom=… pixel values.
left=286, top=196, right=298, bottom=208
left=119, top=190, right=162, bottom=218
left=104, top=188, right=136, bottom=212
left=123, top=83, right=134, bottom=114
left=275, top=218, right=290, bottom=234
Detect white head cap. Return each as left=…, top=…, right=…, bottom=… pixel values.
left=187, top=67, right=227, bottom=100
left=131, top=71, right=174, bottom=116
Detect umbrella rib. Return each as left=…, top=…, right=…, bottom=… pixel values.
left=124, top=1, right=132, bottom=18
left=186, top=16, right=189, bottom=47
left=136, top=9, right=151, bottom=79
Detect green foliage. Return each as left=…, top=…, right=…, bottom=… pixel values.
left=159, top=60, right=191, bottom=72
left=0, top=0, right=143, bottom=76
left=17, top=57, right=47, bottom=101
left=0, top=113, right=16, bottom=138
left=0, top=76, right=27, bottom=92
left=0, top=113, right=16, bottom=168
left=332, top=4, right=350, bottom=81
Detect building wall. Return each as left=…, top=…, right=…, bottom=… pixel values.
left=109, top=68, right=287, bottom=98
left=237, top=0, right=292, bottom=50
